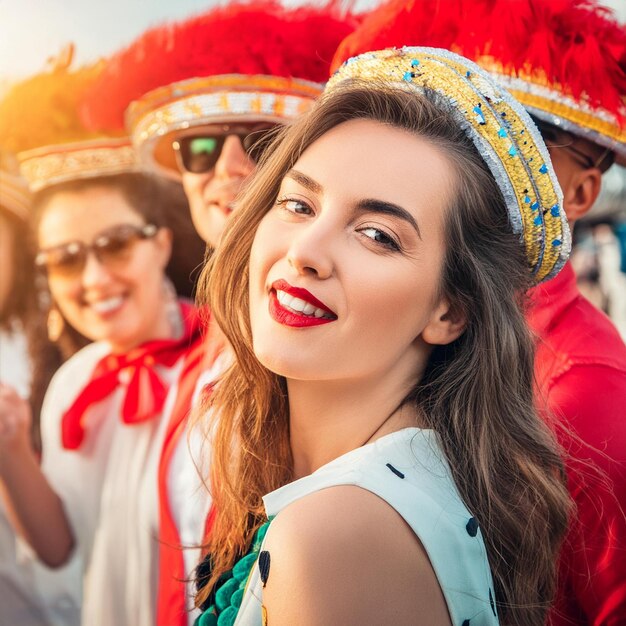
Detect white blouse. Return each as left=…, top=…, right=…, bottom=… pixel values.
left=236, top=428, right=499, bottom=626
left=40, top=340, right=187, bottom=626
left=166, top=352, right=228, bottom=625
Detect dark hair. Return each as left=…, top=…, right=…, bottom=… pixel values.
left=25, top=290, right=89, bottom=453
left=0, top=207, right=34, bottom=327
left=196, top=84, right=572, bottom=625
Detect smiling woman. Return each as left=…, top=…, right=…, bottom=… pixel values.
left=193, top=48, right=573, bottom=626
left=34, top=177, right=175, bottom=352
left=249, top=120, right=455, bottom=384
left=0, top=59, right=206, bottom=626
left=0, top=168, right=206, bottom=626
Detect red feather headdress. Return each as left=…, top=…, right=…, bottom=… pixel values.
left=332, top=0, right=626, bottom=165
left=83, top=0, right=359, bottom=178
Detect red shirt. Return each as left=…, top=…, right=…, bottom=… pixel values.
left=528, top=262, right=626, bottom=626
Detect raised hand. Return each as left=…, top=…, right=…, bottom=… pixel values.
left=0, top=383, right=32, bottom=463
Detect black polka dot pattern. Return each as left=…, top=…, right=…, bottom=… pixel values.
left=489, top=587, right=496, bottom=616
left=466, top=517, right=479, bottom=537
left=259, top=550, right=271, bottom=588
left=385, top=463, right=405, bottom=479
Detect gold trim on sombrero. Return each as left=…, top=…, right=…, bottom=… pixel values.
left=0, top=170, right=31, bottom=220
left=328, top=47, right=569, bottom=283
left=126, top=74, right=323, bottom=179
left=18, top=137, right=141, bottom=193
left=479, top=58, right=626, bottom=166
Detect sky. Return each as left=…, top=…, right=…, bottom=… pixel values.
left=0, top=0, right=226, bottom=80
left=0, top=0, right=376, bottom=82
left=1, top=0, right=624, bottom=83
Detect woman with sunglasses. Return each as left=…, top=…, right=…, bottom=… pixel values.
left=0, top=167, right=205, bottom=626
left=0, top=63, right=205, bottom=626
left=192, top=48, right=573, bottom=626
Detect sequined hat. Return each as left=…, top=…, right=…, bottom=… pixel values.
left=18, top=138, right=139, bottom=193
left=328, top=47, right=570, bottom=283
left=332, top=0, right=626, bottom=167
left=0, top=48, right=140, bottom=193
left=82, top=0, right=359, bottom=179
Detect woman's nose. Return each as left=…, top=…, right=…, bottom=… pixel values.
left=80, top=250, right=113, bottom=289
left=213, top=135, right=254, bottom=180
left=286, top=219, right=335, bottom=280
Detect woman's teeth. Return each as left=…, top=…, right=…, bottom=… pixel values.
left=276, top=290, right=333, bottom=319
left=90, top=296, right=124, bottom=314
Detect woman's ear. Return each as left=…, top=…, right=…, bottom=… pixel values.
left=155, top=226, right=173, bottom=268
left=421, top=299, right=466, bottom=346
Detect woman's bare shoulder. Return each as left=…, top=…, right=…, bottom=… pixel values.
left=261, top=485, right=452, bottom=626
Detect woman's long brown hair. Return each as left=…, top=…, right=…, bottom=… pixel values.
left=195, top=84, right=573, bottom=625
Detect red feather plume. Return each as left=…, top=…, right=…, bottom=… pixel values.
left=82, top=0, right=359, bottom=133
left=331, top=0, right=626, bottom=122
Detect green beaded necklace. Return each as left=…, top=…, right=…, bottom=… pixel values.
left=196, top=518, right=273, bottom=626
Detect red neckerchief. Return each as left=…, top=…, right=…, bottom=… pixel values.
left=156, top=314, right=225, bottom=626
left=61, top=301, right=204, bottom=450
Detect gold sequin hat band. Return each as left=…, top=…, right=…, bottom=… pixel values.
left=0, top=169, right=31, bottom=220
left=480, top=59, right=626, bottom=168
left=126, top=74, right=323, bottom=180
left=18, top=137, right=141, bottom=193
left=327, top=47, right=570, bottom=284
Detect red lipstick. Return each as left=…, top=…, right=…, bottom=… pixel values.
left=269, top=279, right=337, bottom=328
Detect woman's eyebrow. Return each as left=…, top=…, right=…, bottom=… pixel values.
left=285, top=169, right=421, bottom=239
left=285, top=169, right=323, bottom=194
left=356, top=199, right=422, bottom=239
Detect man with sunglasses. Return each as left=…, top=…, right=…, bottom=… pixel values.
left=332, top=0, right=626, bottom=623
left=170, top=124, right=275, bottom=247
left=519, top=128, right=626, bottom=626
left=85, top=4, right=357, bottom=252
left=475, top=6, right=626, bottom=626
left=85, top=3, right=358, bottom=625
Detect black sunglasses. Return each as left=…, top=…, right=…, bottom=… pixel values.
left=534, top=118, right=608, bottom=170
left=36, top=223, right=158, bottom=278
left=172, top=124, right=276, bottom=174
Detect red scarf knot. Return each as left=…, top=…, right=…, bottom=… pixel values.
left=61, top=301, right=203, bottom=450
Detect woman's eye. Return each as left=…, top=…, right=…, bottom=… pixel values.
left=275, top=197, right=313, bottom=215
left=359, top=227, right=400, bottom=251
